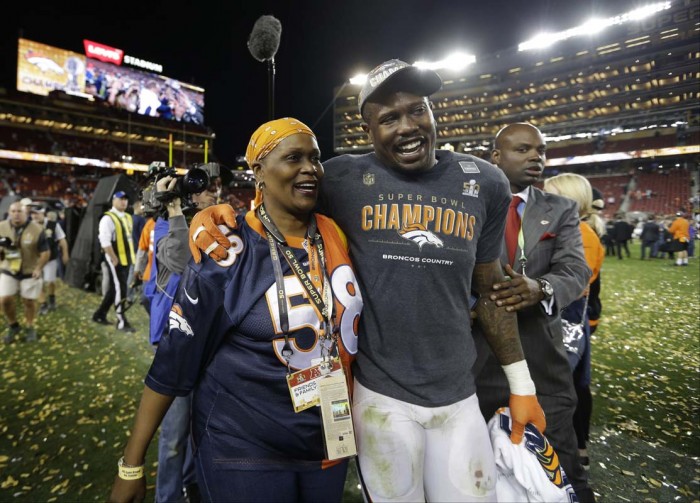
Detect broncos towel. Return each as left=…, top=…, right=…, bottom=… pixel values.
left=488, top=408, right=578, bottom=503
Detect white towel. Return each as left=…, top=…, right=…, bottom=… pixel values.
left=488, top=408, right=579, bottom=502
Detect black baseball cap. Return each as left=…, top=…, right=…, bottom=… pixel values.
left=358, top=59, right=442, bottom=115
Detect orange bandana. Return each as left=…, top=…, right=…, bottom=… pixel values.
left=246, top=117, right=316, bottom=208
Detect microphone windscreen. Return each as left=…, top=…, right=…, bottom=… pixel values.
left=247, top=15, right=282, bottom=62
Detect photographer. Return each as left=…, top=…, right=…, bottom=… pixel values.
left=146, top=162, right=222, bottom=503
left=1, top=201, right=50, bottom=343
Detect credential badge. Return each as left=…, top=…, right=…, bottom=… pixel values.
left=459, top=161, right=480, bottom=174
left=363, top=173, right=375, bottom=186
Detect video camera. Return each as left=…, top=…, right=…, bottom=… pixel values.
left=142, top=161, right=222, bottom=218
left=0, top=236, right=22, bottom=273
left=140, top=187, right=158, bottom=218
left=148, top=161, right=210, bottom=202
left=0, top=236, right=15, bottom=249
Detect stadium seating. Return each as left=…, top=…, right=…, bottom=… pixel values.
left=587, top=175, right=629, bottom=216
left=628, top=169, right=692, bottom=215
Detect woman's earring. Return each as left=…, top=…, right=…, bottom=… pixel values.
left=256, top=180, right=265, bottom=191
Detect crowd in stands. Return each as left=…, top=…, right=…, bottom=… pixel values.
left=0, top=127, right=171, bottom=166
left=1, top=165, right=104, bottom=208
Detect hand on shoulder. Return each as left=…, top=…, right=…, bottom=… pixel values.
left=189, top=204, right=238, bottom=263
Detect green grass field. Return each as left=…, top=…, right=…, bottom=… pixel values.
left=0, top=242, right=698, bottom=501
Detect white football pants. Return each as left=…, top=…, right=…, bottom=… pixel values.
left=353, top=379, right=496, bottom=502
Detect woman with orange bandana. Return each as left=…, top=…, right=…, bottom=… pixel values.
left=109, top=118, right=363, bottom=503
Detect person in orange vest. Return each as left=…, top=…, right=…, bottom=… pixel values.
left=134, top=213, right=156, bottom=314
left=668, top=211, right=690, bottom=266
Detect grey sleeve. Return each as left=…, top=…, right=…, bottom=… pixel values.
left=156, top=215, right=191, bottom=276
left=135, top=248, right=148, bottom=275
left=543, top=203, right=592, bottom=309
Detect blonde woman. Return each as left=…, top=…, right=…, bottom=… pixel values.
left=543, top=173, right=605, bottom=471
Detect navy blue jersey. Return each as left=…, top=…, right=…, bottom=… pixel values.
left=146, top=212, right=362, bottom=471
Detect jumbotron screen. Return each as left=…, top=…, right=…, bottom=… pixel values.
left=16, top=38, right=205, bottom=125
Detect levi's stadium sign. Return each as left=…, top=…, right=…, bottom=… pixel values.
left=83, top=40, right=123, bottom=64
left=123, top=55, right=162, bottom=73
left=83, top=39, right=162, bottom=73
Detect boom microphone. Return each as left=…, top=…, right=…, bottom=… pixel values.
left=247, top=15, right=282, bottom=62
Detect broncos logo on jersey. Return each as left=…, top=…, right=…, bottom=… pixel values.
left=169, top=303, right=194, bottom=337
left=398, top=223, right=444, bottom=251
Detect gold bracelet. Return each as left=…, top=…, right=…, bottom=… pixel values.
left=117, top=456, right=145, bottom=480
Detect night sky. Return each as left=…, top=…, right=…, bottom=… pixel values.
left=1, top=0, right=643, bottom=166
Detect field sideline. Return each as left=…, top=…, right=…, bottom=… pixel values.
left=0, top=241, right=698, bottom=501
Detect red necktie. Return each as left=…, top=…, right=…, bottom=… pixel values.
left=506, top=195, right=522, bottom=265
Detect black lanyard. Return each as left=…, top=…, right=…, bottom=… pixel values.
left=257, top=205, right=335, bottom=370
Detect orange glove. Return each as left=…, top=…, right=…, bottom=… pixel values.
left=508, top=394, right=546, bottom=444
left=188, top=204, right=238, bottom=263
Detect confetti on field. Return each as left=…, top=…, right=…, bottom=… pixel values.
left=0, top=252, right=698, bottom=501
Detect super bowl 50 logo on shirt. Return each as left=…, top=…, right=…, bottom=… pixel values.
left=462, top=180, right=480, bottom=198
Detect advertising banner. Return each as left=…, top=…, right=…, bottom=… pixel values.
left=17, top=38, right=86, bottom=96
left=16, top=38, right=205, bottom=125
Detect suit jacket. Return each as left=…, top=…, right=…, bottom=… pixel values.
left=613, top=220, right=634, bottom=241
left=473, top=186, right=592, bottom=399
left=640, top=221, right=660, bottom=242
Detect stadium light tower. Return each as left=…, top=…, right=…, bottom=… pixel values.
left=414, top=52, right=476, bottom=71
left=349, top=73, right=368, bottom=86
left=347, top=51, right=476, bottom=86
left=518, top=1, right=672, bottom=51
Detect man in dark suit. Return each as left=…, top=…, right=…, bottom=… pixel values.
left=613, top=213, right=634, bottom=259
left=472, top=123, right=594, bottom=502
left=640, top=214, right=661, bottom=259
